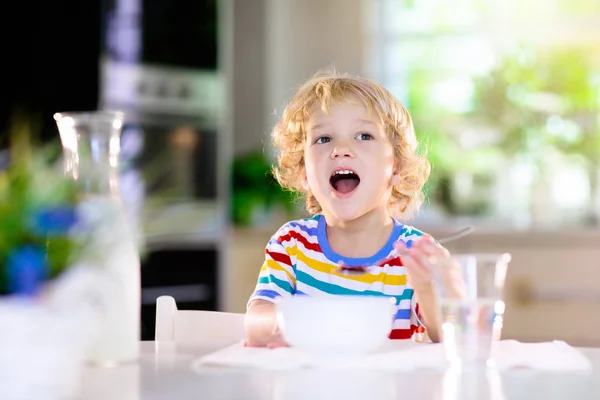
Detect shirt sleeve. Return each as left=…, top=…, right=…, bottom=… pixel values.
left=246, top=233, right=297, bottom=308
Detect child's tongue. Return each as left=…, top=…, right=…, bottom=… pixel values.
left=335, top=177, right=360, bottom=194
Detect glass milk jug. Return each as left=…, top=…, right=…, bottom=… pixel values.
left=54, top=111, right=140, bottom=365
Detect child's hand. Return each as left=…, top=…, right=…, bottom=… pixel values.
left=245, top=332, right=288, bottom=349
left=394, top=236, right=465, bottom=298
left=245, top=323, right=288, bottom=348
left=244, top=300, right=289, bottom=349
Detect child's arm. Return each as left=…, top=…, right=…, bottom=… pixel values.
left=395, top=236, right=464, bottom=343
left=245, top=299, right=287, bottom=347
left=244, top=228, right=297, bottom=347
left=411, top=284, right=441, bottom=342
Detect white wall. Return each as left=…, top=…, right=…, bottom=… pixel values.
left=232, top=0, right=368, bottom=156
left=231, top=0, right=268, bottom=156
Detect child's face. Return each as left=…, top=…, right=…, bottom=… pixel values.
left=304, top=101, right=397, bottom=223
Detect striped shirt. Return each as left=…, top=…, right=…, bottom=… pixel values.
left=248, top=214, right=427, bottom=340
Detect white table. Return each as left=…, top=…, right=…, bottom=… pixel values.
left=80, top=341, right=600, bottom=400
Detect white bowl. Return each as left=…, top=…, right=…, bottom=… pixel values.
left=276, top=295, right=397, bottom=354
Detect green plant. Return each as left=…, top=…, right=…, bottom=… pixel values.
left=0, top=115, right=81, bottom=296
left=407, top=70, right=502, bottom=215
left=470, top=46, right=600, bottom=160
left=406, top=43, right=600, bottom=217
left=231, top=150, right=297, bottom=226
left=469, top=45, right=600, bottom=219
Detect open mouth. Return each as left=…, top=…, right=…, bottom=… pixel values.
left=329, top=169, right=360, bottom=194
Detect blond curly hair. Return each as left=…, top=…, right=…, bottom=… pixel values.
left=271, top=70, right=431, bottom=220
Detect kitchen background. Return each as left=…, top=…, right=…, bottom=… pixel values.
left=1, top=0, right=599, bottom=345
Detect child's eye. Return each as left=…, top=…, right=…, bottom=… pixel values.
left=315, top=136, right=331, bottom=144
left=356, top=132, right=374, bottom=140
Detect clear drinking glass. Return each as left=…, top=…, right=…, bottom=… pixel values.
left=439, top=365, right=506, bottom=400
left=55, top=111, right=141, bottom=365
left=433, top=253, right=511, bottom=368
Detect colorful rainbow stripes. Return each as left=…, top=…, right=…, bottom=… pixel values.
left=248, top=214, right=427, bottom=340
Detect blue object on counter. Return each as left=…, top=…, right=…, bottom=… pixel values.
left=6, top=245, right=47, bottom=296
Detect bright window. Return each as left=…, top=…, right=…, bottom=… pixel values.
left=367, top=0, right=600, bottom=227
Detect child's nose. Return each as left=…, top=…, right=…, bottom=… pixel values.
left=331, top=142, right=354, bottom=159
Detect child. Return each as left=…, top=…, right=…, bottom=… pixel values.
left=245, top=70, right=453, bottom=347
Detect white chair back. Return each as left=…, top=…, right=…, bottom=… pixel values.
left=155, top=295, right=246, bottom=344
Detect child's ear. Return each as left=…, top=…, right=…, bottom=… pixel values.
left=302, top=170, right=310, bottom=191
left=391, top=162, right=402, bottom=186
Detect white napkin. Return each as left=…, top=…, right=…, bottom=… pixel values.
left=193, top=340, right=592, bottom=373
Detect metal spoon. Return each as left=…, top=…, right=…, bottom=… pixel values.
left=436, top=225, right=474, bottom=245
left=335, top=226, right=474, bottom=275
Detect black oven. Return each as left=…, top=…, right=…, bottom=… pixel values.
left=119, top=115, right=218, bottom=202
